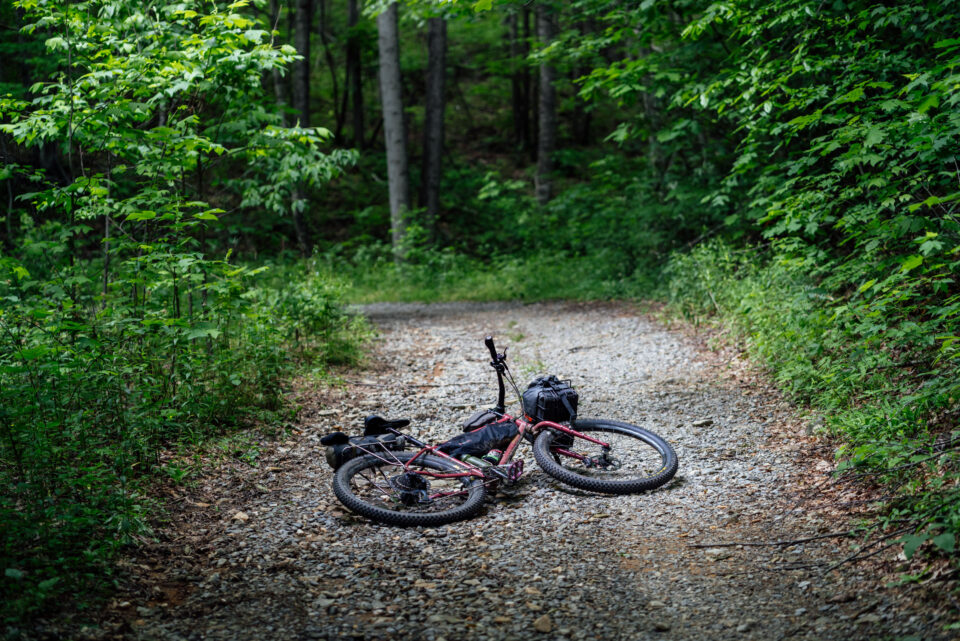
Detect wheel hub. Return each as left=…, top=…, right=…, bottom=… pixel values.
left=389, top=472, right=432, bottom=505
left=583, top=450, right=622, bottom=470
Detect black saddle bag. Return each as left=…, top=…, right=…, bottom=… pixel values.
left=321, top=432, right=406, bottom=470
left=522, top=375, right=578, bottom=424
left=437, top=419, right=519, bottom=459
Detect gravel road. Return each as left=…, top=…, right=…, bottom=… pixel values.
left=74, top=301, right=951, bottom=640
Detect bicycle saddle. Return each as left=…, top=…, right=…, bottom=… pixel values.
left=364, top=415, right=410, bottom=436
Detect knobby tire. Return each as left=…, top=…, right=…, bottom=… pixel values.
left=332, top=451, right=487, bottom=526
left=532, top=418, right=678, bottom=494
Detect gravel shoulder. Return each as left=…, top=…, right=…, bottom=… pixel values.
left=62, top=301, right=954, bottom=640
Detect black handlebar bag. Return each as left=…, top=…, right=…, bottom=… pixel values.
left=522, top=375, right=578, bottom=424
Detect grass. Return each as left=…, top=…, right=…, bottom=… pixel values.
left=325, top=251, right=645, bottom=304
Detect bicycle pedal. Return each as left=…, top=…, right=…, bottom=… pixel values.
left=485, top=459, right=523, bottom=485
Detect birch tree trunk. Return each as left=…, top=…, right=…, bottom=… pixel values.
left=535, top=3, right=558, bottom=205
left=419, top=17, right=446, bottom=233
left=377, top=2, right=410, bottom=258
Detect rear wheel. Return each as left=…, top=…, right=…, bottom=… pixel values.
left=332, top=451, right=487, bottom=526
left=532, top=418, right=678, bottom=494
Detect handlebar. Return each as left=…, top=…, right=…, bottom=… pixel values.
left=484, top=335, right=498, bottom=362
left=485, top=335, right=506, bottom=412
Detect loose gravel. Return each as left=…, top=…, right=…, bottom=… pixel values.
left=71, top=301, right=952, bottom=640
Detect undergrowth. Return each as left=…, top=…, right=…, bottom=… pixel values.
left=664, top=240, right=960, bottom=563
left=0, top=257, right=369, bottom=625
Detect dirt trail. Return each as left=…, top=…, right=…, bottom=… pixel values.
left=79, top=302, right=949, bottom=640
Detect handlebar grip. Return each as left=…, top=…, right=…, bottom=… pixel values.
left=484, top=335, right=498, bottom=361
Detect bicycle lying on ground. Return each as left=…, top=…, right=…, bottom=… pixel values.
left=322, top=336, right=678, bottom=526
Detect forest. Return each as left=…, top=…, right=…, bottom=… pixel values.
left=2, top=0, right=959, bottom=628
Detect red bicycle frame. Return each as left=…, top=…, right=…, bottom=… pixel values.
left=391, top=414, right=611, bottom=500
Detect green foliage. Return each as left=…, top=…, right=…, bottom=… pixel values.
left=664, top=241, right=960, bottom=561
left=536, top=0, right=960, bottom=564
left=0, top=0, right=361, bottom=622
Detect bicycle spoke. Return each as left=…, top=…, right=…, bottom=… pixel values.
left=346, top=458, right=477, bottom=514
left=356, top=469, right=393, bottom=496
left=558, top=430, right=665, bottom=481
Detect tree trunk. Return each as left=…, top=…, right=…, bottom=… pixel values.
left=292, top=0, right=313, bottom=254
left=292, top=0, right=312, bottom=127
left=572, top=67, right=591, bottom=145
left=419, top=17, right=446, bottom=233
left=1, top=136, right=14, bottom=250
left=572, top=20, right=594, bottom=145
left=269, top=0, right=287, bottom=125
left=346, top=0, right=364, bottom=147
left=377, top=2, right=410, bottom=258
left=317, top=0, right=343, bottom=138
left=524, top=7, right=535, bottom=160
left=509, top=9, right=532, bottom=153
left=535, top=4, right=557, bottom=205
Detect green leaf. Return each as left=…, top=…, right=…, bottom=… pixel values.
left=38, top=577, right=60, bottom=591
left=900, top=534, right=927, bottom=559
left=917, top=95, right=939, bottom=114
left=863, top=127, right=884, bottom=148
left=193, top=213, right=219, bottom=221
left=125, top=211, right=157, bottom=222
left=901, top=255, right=923, bottom=273
left=5, top=568, right=24, bottom=580
left=18, top=346, right=50, bottom=360
left=932, top=533, right=955, bottom=553
left=44, top=37, right=66, bottom=51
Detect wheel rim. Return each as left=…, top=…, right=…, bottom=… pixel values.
left=549, top=427, right=668, bottom=482
left=345, top=454, right=479, bottom=515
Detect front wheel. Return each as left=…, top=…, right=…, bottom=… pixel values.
left=332, top=451, right=487, bottom=526
left=533, top=419, right=678, bottom=494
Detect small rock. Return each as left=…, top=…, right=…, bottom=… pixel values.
left=232, top=511, right=250, bottom=522
left=692, top=418, right=714, bottom=427
left=533, top=614, right=552, bottom=633
left=653, top=621, right=671, bottom=632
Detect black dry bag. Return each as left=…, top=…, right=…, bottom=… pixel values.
left=437, top=419, right=519, bottom=459
left=321, top=432, right=406, bottom=470
left=521, top=375, right=578, bottom=424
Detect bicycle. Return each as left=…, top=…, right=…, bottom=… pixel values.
left=327, top=336, right=678, bottom=526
